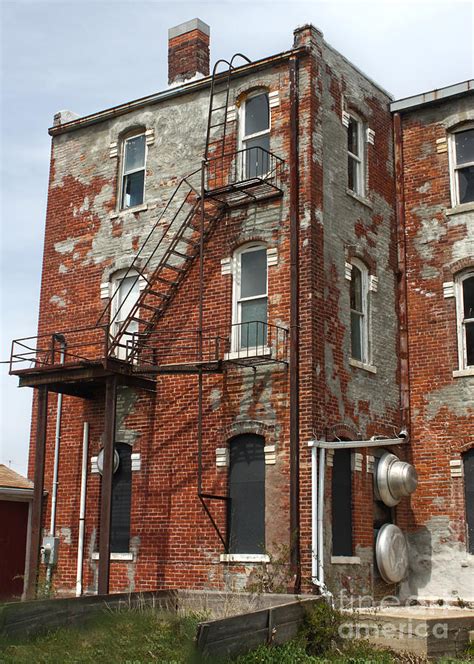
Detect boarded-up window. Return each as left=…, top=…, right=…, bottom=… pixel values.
left=464, top=448, right=474, bottom=555
left=228, top=434, right=265, bottom=554
left=111, top=443, right=132, bottom=553
left=332, top=449, right=353, bottom=556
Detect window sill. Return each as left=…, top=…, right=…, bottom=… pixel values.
left=92, top=552, right=134, bottom=562
left=346, top=189, right=373, bottom=209
left=220, top=553, right=270, bottom=563
left=446, top=202, right=474, bottom=216
left=224, top=347, right=272, bottom=361
left=110, top=203, right=148, bottom=219
left=331, top=556, right=361, bottom=565
left=349, top=358, right=377, bottom=374
left=453, top=367, right=474, bottom=378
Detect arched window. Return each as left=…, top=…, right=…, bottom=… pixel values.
left=120, top=131, right=147, bottom=209
left=232, top=243, right=268, bottom=353
left=347, top=113, right=365, bottom=197
left=449, top=124, right=474, bottom=206
left=228, top=434, right=265, bottom=554
left=110, top=269, right=140, bottom=359
left=455, top=270, right=474, bottom=369
left=239, top=90, right=270, bottom=179
left=350, top=258, right=370, bottom=364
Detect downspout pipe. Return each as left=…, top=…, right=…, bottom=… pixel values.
left=76, top=422, right=89, bottom=597
left=46, top=336, right=65, bottom=590
left=393, top=112, right=411, bottom=434
left=289, top=54, right=301, bottom=592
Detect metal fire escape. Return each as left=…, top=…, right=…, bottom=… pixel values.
left=10, top=53, right=288, bottom=593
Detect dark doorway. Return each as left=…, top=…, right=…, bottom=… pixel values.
left=332, top=449, right=353, bottom=556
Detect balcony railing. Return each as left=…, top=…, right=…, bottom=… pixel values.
left=10, top=321, right=289, bottom=377
left=9, top=326, right=109, bottom=374
left=205, top=147, right=284, bottom=206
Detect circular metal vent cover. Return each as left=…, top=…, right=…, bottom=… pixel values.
left=375, top=523, right=409, bottom=584
left=97, top=448, right=120, bottom=476
left=375, top=452, right=418, bottom=506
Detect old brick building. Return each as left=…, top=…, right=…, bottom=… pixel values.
left=9, top=20, right=473, bottom=603
left=392, top=83, right=474, bottom=603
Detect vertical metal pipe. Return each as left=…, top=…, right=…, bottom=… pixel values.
left=311, top=444, right=318, bottom=583
left=98, top=376, right=117, bottom=595
left=289, top=55, right=301, bottom=591
left=76, top=422, right=89, bottom=597
left=25, top=385, right=49, bottom=600
left=317, top=447, right=325, bottom=584
left=393, top=113, right=410, bottom=432
left=49, top=342, right=66, bottom=535
left=197, top=160, right=205, bottom=497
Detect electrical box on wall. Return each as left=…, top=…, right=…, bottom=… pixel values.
left=41, top=536, right=60, bottom=566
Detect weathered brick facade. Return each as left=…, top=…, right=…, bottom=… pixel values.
left=393, top=91, right=474, bottom=603
left=17, top=19, right=473, bottom=604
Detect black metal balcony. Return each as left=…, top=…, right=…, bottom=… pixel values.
left=204, top=147, right=284, bottom=206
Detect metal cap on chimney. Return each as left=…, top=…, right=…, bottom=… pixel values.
left=168, top=18, right=210, bottom=86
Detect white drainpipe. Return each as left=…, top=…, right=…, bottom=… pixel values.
left=317, top=447, right=326, bottom=585
left=45, top=341, right=65, bottom=589
left=76, top=422, right=89, bottom=597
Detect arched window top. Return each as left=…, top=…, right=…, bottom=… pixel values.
left=118, top=124, right=147, bottom=141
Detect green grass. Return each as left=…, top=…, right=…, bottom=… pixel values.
left=0, top=609, right=201, bottom=664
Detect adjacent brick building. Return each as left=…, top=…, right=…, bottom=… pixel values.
left=9, top=19, right=473, bottom=604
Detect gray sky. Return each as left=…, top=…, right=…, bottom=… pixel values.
left=1, top=0, right=473, bottom=475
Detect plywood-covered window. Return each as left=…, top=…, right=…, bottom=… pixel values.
left=331, top=449, right=353, bottom=556
left=228, top=434, right=265, bottom=554
left=111, top=443, right=132, bottom=553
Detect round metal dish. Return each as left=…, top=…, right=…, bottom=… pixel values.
left=375, top=452, right=418, bottom=506
left=97, top=448, right=120, bottom=475
left=375, top=523, right=409, bottom=583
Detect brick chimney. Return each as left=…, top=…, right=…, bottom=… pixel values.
left=168, top=18, right=210, bottom=86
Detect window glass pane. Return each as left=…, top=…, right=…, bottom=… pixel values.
left=241, top=298, right=267, bottom=348
left=458, top=166, right=474, bottom=204
left=348, top=155, right=359, bottom=192
left=244, top=135, right=270, bottom=178
left=463, top=277, right=474, bottom=319
left=455, top=129, right=474, bottom=166
left=350, top=266, right=362, bottom=312
left=241, top=249, right=267, bottom=298
left=122, top=171, right=145, bottom=208
left=111, top=443, right=132, bottom=553
left=351, top=311, right=363, bottom=361
left=245, top=93, right=269, bottom=136
left=117, top=276, right=140, bottom=322
left=466, top=322, right=474, bottom=366
left=124, top=135, right=146, bottom=172
left=347, top=117, right=359, bottom=156
left=228, top=435, right=265, bottom=554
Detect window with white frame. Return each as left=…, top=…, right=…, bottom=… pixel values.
left=240, top=91, right=270, bottom=179
left=110, top=269, right=140, bottom=359
left=455, top=270, right=474, bottom=369
left=232, top=244, right=268, bottom=353
left=347, top=115, right=365, bottom=197
left=350, top=259, right=369, bottom=363
left=120, top=133, right=146, bottom=209
left=449, top=126, right=474, bottom=206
